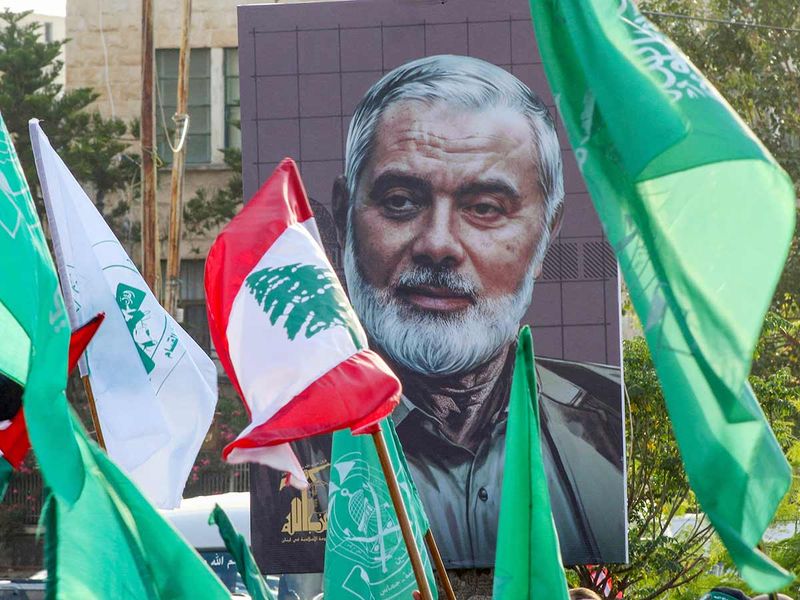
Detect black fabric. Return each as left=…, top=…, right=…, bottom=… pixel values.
left=0, top=373, right=23, bottom=421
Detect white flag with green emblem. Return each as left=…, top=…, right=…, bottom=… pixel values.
left=30, top=119, right=218, bottom=509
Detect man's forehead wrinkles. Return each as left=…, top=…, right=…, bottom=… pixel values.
left=380, top=127, right=519, bottom=157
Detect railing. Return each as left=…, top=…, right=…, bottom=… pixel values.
left=2, top=472, right=43, bottom=526
left=4, top=463, right=250, bottom=525
left=185, top=463, right=251, bottom=498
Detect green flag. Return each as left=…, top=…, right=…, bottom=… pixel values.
left=530, top=0, right=796, bottom=592
left=0, top=457, right=11, bottom=502
left=43, top=413, right=231, bottom=599
left=0, top=111, right=83, bottom=504
left=0, top=110, right=228, bottom=598
left=324, top=418, right=437, bottom=600
left=493, top=327, right=569, bottom=600
left=209, top=504, right=275, bottom=600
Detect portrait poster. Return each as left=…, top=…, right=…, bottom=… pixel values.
left=238, top=0, right=628, bottom=574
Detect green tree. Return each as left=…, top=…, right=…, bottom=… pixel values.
left=575, top=338, right=715, bottom=600
left=183, top=146, right=242, bottom=238
left=0, top=9, right=138, bottom=232
left=585, top=335, right=800, bottom=599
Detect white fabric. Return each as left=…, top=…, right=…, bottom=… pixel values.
left=30, top=120, right=218, bottom=508
left=227, top=443, right=308, bottom=490
left=225, top=223, right=366, bottom=484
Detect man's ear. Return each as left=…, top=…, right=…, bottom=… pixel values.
left=548, top=201, right=565, bottom=240
left=332, top=175, right=350, bottom=248
left=533, top=202, right=565, bottom=278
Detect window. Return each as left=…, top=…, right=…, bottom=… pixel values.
left=224, top=48, right=240, bottom=150
left=156, top=48, right=212, bottom=165
left=43, top=22, right=53, bottom=43
left=161, top=259, right=211, bottom=354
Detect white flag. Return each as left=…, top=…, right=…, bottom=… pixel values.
left=30, top=119, right=218, bottom=508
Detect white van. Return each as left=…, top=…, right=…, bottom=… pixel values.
left=160, top=492, right=278, bottom=597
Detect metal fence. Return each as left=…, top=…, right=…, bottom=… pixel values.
left=5, top=463, right=250, bottom=525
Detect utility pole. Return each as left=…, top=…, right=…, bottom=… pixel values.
left=141, top=0, right=158, bottom=295
left=164, top=0, right=192, bottom=318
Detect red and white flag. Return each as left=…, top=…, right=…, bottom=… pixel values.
left=0, top=313, right=104, bottom=469
left=205, top=158, right=400, bottom=488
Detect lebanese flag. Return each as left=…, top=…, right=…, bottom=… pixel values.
left=0, top=313, right=104, bottom=469
left=205, top=158, right=401, bottom=488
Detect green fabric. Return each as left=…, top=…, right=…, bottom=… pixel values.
left=492, top=327, right=569, bottom=600
left=0, top=112, right=227, bottom=598
left=0, top=300, right=29, bottom=387
left=0, top=112, right=83, bottom=504
left=324, top=418, right=437, bottom=599
left=209, top=504, right=274, bottom=600
left=0, top=456, right=11, bottom=502
left=530, top=0, right=795, bottom=592
left=44, top=412, right=230, bottom=599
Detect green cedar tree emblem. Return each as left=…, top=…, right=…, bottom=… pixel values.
left=245, top=263, right=362, bottom=349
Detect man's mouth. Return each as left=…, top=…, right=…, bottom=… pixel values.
left=396, top=285, right=475, bottom=312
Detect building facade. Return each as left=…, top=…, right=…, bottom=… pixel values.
left=65, top=0, right=326, bottom=349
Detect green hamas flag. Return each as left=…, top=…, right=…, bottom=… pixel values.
left=209, top=504, right=275, bottom=600
left=0, top=110, right=227, bottom=598
left=0, top=111, right=83, bottom=503
left=530, top=0, right=796, bottom=592
left=44, top=414, right=231, bottom=599
left=493, top=327, right=569, bottom=600
left=324, top=418, right=437, bottom=599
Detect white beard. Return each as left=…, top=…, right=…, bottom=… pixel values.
left=343, top=227, right=537, bottom=376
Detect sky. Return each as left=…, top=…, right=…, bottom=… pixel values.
left=0, top=0, right=65, bottom=16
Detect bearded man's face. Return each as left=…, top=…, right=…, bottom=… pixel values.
left=343, top=100, right=550, bottom=376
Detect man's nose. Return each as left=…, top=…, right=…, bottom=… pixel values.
left=410, top=200, right=465, bottom=268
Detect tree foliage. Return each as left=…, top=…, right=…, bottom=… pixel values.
left=599, top=4, right=800, bottom=597
left=183, top=146, right=242, bottom=237
left=573, top=338, right=715, bottom=600
left=0, top=9, right=139, bottom=237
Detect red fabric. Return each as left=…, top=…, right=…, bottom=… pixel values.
left=222, top=349, right=400, bottom=457
left=68, top=313, right=104, bottom=369
left=0, top=313, right=104, bottom=469
left=205, top=158, right=313, bottom=410
left=0, top=415, right=28, bottom=468
left=206, top=158, right=401, bottom=456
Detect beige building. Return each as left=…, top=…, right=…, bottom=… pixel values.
left=65, top=0, right=322, bottom=343
left=66, top=0, right=262, bottom=258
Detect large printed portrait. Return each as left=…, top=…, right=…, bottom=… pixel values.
left=239, top=0, right=627, bottom=574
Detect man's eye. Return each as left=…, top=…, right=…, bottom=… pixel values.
left=466, top=202, right=504, bottom=219
left=382, top=193, right=419, bottom=215
left=472, top=203, right=499, bottom=215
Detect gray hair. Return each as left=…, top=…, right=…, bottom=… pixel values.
left=344, top=54, right=564, bottom=259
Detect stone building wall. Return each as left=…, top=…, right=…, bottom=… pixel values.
left=65, top=0, right=328, bottom=261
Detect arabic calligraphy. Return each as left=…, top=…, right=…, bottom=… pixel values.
left=280, top=461, right=329, bottom=538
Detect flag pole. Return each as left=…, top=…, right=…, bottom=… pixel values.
left=164, top=0, right=192, bottom=318
left=424, top=529, right=456, bottom=600
left=81, top=375, right=106, bottom=450
left=371, top=428, right=435, bottom=600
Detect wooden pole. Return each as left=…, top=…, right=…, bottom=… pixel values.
left=424, top=529, right=456, bottom=600
left=371, top=428, right=435, bottom=600
left=140, top=0, right=158, bottom=295
left=164, top=0, right=192, bottom=318
left=81, top=376, right=106, bottom=450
